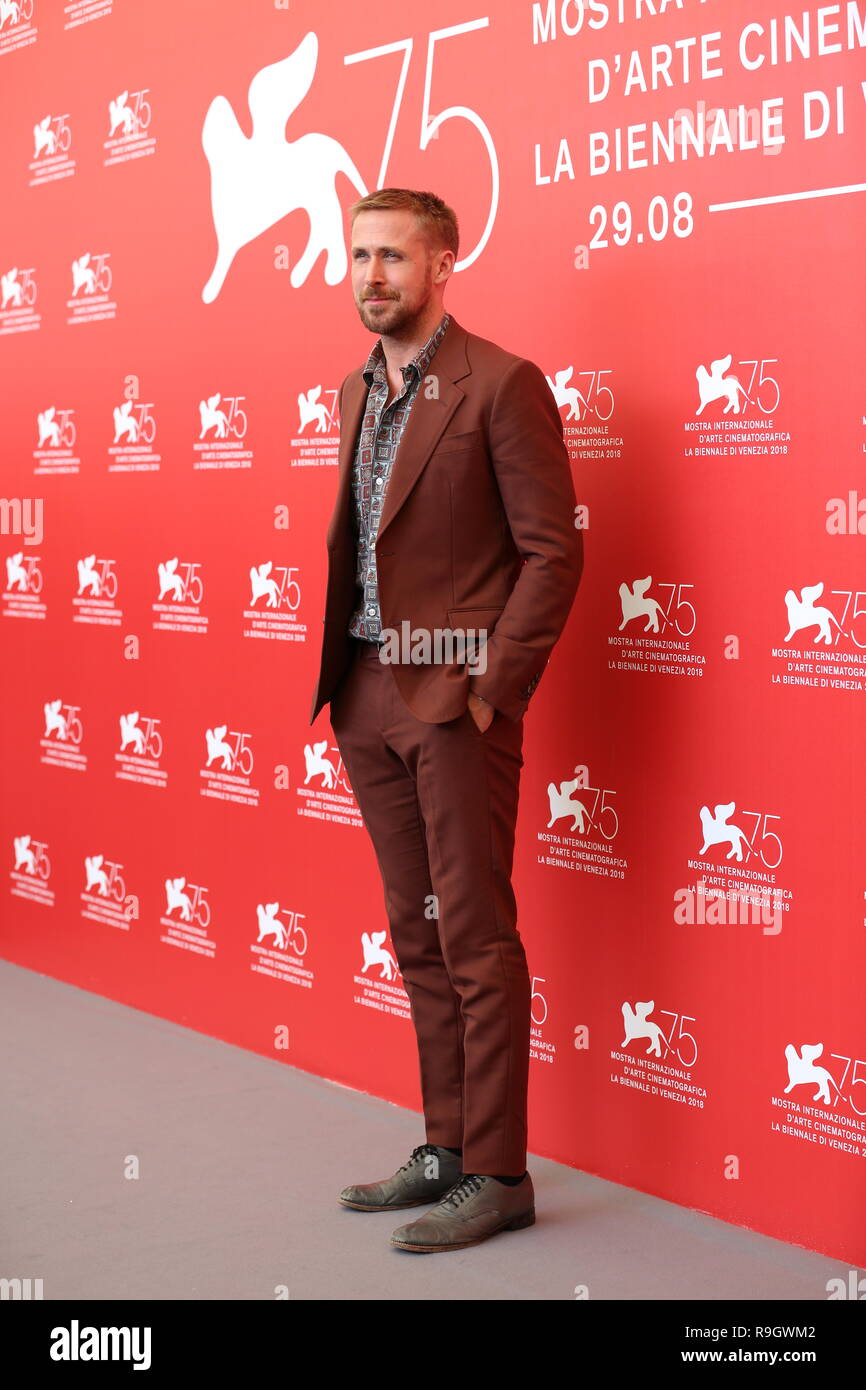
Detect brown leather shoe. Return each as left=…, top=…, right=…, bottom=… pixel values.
left=338, top=1143, right=464, bottom=1211
left=389, top=1171, right=535, bottom=1251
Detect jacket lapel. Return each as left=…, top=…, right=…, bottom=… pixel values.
left=327, top=315, right=471, bottom=551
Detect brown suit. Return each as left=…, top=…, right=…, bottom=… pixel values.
left=310, top=314, right=582, bottom=726
left=310, top=314, right=583, bottom=1175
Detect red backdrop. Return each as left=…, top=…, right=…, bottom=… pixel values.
left=3, top=0, right=866, bottom=1268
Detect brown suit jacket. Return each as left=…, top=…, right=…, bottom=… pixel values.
left=309, top=313, right=583, bottom=726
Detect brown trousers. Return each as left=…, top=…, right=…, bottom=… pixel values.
left=329, top=635, right=530, bottom=1176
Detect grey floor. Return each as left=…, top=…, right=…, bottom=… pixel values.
left=1, top=960, right=852, bottom=1301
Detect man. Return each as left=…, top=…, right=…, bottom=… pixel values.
left=309, top=188, right=583, bottom=1252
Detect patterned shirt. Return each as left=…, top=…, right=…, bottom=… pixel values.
left=347, top=311, right=451, bottom=641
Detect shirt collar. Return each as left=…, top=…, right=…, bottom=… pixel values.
left=362, top=310, right=451, bottom=387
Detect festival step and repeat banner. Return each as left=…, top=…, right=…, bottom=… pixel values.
left=2, top=0, right=865, bottom=1271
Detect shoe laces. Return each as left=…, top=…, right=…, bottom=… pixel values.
left=398, top=1142, right=444, bottom=1173
left=441, top=1172, right=486, bottom=1207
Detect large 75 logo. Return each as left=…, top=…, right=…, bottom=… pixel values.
left=344, top=20, right=498, bottom=272
left=202, top=23, right=499, bottom=301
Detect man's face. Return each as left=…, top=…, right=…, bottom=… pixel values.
left=351, top=209, right=444, bottom=336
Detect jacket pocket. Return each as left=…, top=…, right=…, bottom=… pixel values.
left=434, top=428, right=484, bottom=455
left=447, top=604, right=505, bottom=622
left=446, top=605, right=505, bottom=645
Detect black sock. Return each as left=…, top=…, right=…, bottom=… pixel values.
left=437, top=1151, right=525, bottom=1183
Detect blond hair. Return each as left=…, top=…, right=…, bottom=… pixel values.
left=348, top=188, right=459, bottom=260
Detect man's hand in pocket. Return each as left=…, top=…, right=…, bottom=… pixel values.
left=468, top=691, right=495, bottom=733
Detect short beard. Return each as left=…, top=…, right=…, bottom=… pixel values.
left=358, top=268, right=434, bottom=337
